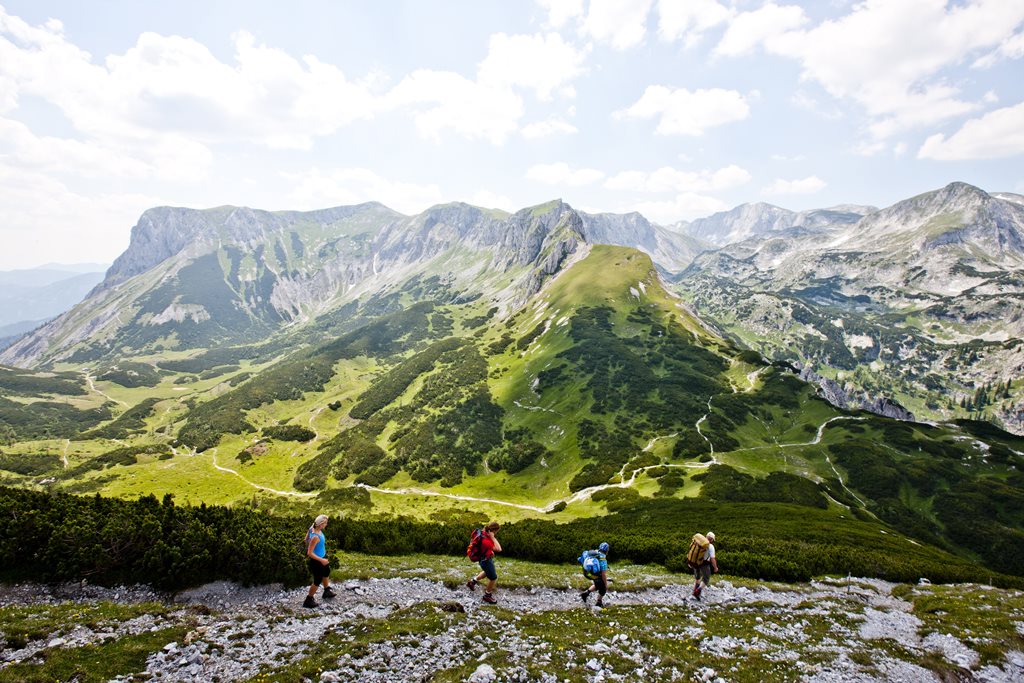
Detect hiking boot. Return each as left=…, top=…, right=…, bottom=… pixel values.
left=303, top=595, right=317, bottom=608
left=482, top=592, right=497, bottom=604
left=322, top=587, right=337, bottom=599
left=595, top=599, right=604, bottom=608
left=466, top=579, right=478, bottom=591
left=692, top=588, right=702, bottom=602
left=580, top=590, right=590, bottom=604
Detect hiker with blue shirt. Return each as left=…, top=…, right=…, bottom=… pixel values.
left=303, top=514, right=336, bottom=608
left=579, top=541, right=610, bottom=608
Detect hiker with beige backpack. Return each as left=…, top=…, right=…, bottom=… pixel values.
left=687, top=531, right=717, bottom=601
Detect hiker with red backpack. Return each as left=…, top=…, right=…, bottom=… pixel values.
left=466, top=521, right=502, bottom=604
left=578, top=542, right=610, bottom=608
left=688, top=531, right=717, bottom=601
left=303, top=514, right=337, bottom=608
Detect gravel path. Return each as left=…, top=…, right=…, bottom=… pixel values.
left=1, top=576, right=1022, bottom=682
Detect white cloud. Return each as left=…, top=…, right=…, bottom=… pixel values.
left=605, top=164, right=750, bottom=193
left=715, top=2, right=807, bottom=57
left=918, top=102, right=1024, bottom=160
left=973, top=29, right=1024, bottom=68
left=631, top=193, right=730, bottom=224
left=283, top=168, right=444, bottom=215
left=386, top=70, right=524, bottom=144
left=521, top=118, right=579, bottom=139
left=658, top=0, right=731, bottom=44
left=0, top=18, right=379, bottom=149
left=616, top=85, right=750, bottom=135
left=762, top=176, right=827, bottom=195
left=715, top=0, right=1024, bottom=138
left=387, top=31, right=586, bottom=144
left=582, top=0, right=654, bottom=50
left=478, top=32, right=587, bottom=101
left=526, top=162, right=604, bottom=186
left=468, top=190, right=516, bottom=212
left=0, top=161, right=163, bottom=269
left=536, top=0, right=584, bottom=28
left=0, top=9, right=586, bottom=156
left=0, top=116, right=212, bottom=182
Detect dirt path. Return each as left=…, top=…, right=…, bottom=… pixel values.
left=82, top=370, right=128, bottom=406
left=210, top=449, right=316, bottom=499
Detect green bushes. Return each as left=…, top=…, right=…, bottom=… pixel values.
left=0, top=367, right=85, bottom=397
left=0, top=454, right=59, bottom=476
left=261, top=425, right=315, bottom=442
left=62, top=445, right=172, bottom=478
left=97, top=362, right=162, bottom=388
left=81, top=398, right=160, bottom=440
left=177, top=302, right=437, bottom=450
left=0, top=487, right=305, bottom=589
left=693, top=465, right=827, bottom=509
left=349, top=338, right=464, bottom=419
left=0, top=488, right=1018, bottom=590
left=488, top=429, right=551, bottom=474
left=0, top=397, right=111, bottom=441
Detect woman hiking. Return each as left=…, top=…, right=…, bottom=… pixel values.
left=303, top=514, right=336, bottom=608
left=466, top=521, right=502, bottom=604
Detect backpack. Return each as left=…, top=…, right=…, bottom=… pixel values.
left=578, top=550, right=602, bottom=579
left=299, top=528, right=312, bottom=558
left=687, top=533, right=710, bottom=568
left=467, top=528, right=486, bottom=562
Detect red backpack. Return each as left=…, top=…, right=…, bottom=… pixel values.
left=467, top=528, right=486, bottom=562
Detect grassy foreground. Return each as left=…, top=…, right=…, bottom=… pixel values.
left=2, top=552, right=1022, bottom=682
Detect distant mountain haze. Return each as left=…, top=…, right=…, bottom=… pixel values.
left=0, top=264, right=107, bottom=329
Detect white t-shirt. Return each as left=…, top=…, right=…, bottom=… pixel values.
left=704, top=544, right=716, bottom=563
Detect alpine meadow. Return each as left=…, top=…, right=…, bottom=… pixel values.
left=2, top=1, right=1024, bottom=681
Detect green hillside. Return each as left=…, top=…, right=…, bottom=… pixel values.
left=1, top=245, right=1023, bottom=580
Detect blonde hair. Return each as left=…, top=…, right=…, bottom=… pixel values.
left=313, top=514, right=329, bottom=528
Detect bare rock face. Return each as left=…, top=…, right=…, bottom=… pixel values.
left=799, top=365, right=915, bottom=422
left=4, top=197, right=707, bottom=368
left=681, top=202, right=870, bottom=247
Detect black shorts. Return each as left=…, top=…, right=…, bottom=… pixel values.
left=592, top=575, right=607, bottom=596
left=479, top=557, right=497, bottom=581
left=694, top=562, right=711, bottom=585
left=309, top=558, right=331, bottom=584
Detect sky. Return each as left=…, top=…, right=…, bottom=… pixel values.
left=0, top=0, right=1022, bottom=270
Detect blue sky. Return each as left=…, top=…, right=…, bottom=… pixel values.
left=1, top=0, right=1022, bottom=269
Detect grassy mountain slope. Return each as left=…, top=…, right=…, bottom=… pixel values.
left=2, top=244, right=1023, bottom=579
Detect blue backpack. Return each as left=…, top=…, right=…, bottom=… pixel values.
left=578, top=549, right=602, bottom=579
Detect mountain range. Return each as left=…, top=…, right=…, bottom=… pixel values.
left=1, top=181, right=1023, bottom=579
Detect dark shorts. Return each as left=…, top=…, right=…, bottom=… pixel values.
left=309, top=558, right=331, bottom=584
left=694, top=562, right=711, bottom=585
left=591, top=575, right=607, bottom=596
left=479, top=557, right=497, bottom=581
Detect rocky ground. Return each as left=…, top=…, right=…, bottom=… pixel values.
left=1, top=564, right=1023, bottom=682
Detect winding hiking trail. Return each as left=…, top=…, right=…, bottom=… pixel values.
left=195, top=414, right=868, bottom=513
left=209, top=449, right=316, bottom=499
left=82, top=369, right=128, bottom=407
left=60, top=439, right=69, bottom=469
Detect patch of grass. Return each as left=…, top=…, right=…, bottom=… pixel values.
left=254, top=602, right=466, bottom=681
left=905, top=584, right=1024, bottom=665
left=0, top=625, right=186, bottom=683
left=0, top=601, right=171, bottom=648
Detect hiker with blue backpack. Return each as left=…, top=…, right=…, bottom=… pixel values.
left=466, top=521, right=502, bottom=604
left=578, top=542, right=610, bottom=608
left=303, top=514, right=337, bottom=608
